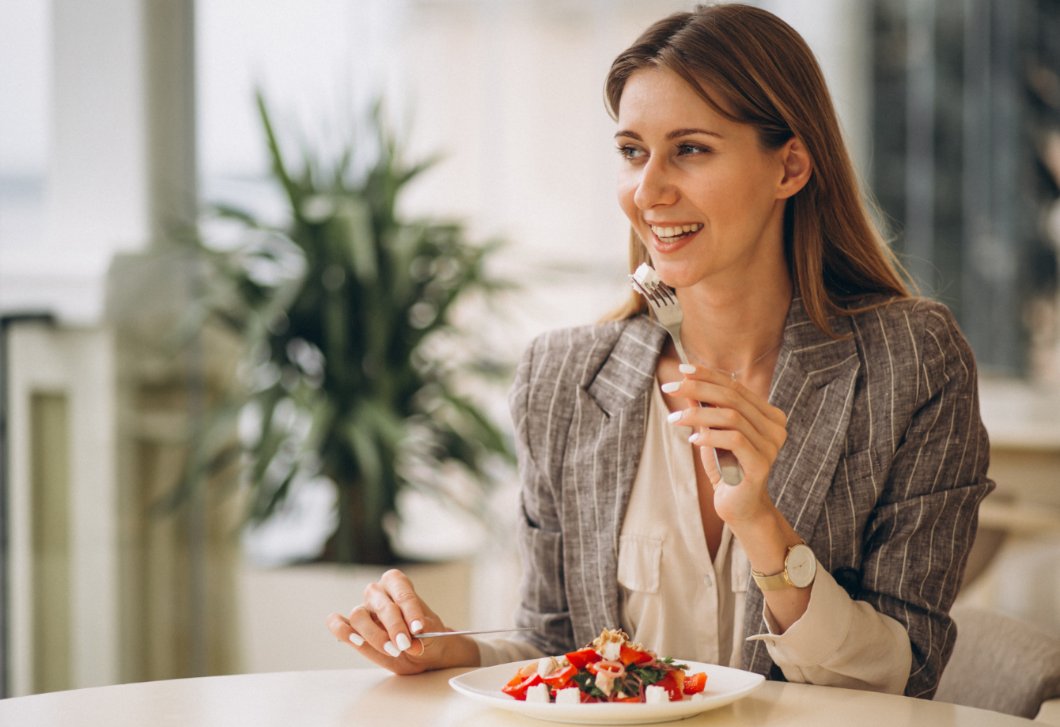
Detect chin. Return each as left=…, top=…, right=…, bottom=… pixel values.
left=647, top=260, right=702, bottom=291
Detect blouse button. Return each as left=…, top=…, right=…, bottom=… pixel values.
left=703, top=573, right=713, bottom=587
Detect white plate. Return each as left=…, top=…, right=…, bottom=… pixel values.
left=448, top=659, right=764, bottom=725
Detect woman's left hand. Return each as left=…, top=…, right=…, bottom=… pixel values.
left=663, top=365, right=788, bottom=526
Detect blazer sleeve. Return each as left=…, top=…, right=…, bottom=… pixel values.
left=859, top=303, right=995, bottom=699
left=508, top=337, right=578, bottom=656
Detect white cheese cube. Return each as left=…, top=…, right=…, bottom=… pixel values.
left=555, top=687, right=582, bottom=705
left=600, top=641, right=622, bottom=662
left=526, top=684, right=551, bottom=703
left=633, top=263, right=661, bottom=288
left=537, top=656, right=559, bottom=678
left=691, top=692, right=707, bottom=702
left=645, top=685, right=670, bottom=704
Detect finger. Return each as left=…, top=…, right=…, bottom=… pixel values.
left=695, top=440, right=724, bottom=489
left=326, top=612, right=362, bottom=647
left=678, top=365, right=785, bottom=426
left=379, top=569, right=430, bottom=639
left=342, top=606, right=427, bottom=673
left=364, top=579, right=420, bottom=657
left=693, top=427, right=776, bottom=483
left=676, top=399, right=771, bottom=459
left=348, top=601, right=403, bottom=657
left=671, top=377, right=781, bottom=446
left=664, top=375, right=758, bottom=427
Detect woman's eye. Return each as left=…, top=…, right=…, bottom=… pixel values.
left=677, top=143, right=709, bottom=156
left=617, top=145, right=645, bottom=160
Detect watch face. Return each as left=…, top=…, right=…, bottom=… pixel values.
left=786, top=544, right=817, bottom=588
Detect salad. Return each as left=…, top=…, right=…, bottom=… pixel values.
left=501, top=629, right=708, bottom=704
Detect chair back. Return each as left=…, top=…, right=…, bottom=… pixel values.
left=934, top=604, right=1060, bottom=718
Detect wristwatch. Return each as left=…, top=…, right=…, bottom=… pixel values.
left=751, top=542, right=817, bottom=590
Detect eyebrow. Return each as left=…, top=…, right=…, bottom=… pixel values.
left=614, top=128, right=723, bottom=140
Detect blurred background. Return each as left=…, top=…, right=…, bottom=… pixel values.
left=0, top=0, right=1058, bottom=699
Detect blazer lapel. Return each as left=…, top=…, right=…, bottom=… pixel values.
left=564, top=315, right=665, bottom=645
left=743, top=297, right=862, bottom=675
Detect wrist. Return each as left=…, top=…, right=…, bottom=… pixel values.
left=728, top=500, right=782, bottom=543
left=438, top=635, right=481, bottom=669
left=731, top=505, right=802, bottom=578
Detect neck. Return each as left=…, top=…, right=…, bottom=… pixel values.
left=675, top=268, right=792, bottom=376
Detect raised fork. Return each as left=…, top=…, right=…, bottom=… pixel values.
left=630, top=275, right=744, bottom=485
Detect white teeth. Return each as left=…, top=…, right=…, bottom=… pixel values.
left=651, top=223, right=702, bottom=238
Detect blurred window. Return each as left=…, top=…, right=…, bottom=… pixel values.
left=0, top=0, right=49, bottom=297
left=871, top=0, right=1060, bottom=377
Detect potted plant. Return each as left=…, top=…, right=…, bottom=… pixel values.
left=182, top=93, right=514, bottom=565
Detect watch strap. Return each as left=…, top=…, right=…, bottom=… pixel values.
left=751, top=542, right=806, bottom=591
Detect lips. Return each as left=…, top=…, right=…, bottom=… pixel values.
left=648, top=222, right=703, bottom=246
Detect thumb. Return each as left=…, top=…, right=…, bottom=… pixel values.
left=695, top=436, right=723, bottom=490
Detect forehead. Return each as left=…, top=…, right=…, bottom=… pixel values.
left=617, top=67, right=727, bottom=128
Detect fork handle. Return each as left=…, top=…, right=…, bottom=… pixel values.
left=674, top=340, right=743, bottom=485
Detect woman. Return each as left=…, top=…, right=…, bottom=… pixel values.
left=326, top=4, right=993, bottom=698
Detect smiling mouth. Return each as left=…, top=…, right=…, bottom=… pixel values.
left=650, top=223, right=703, bottom=243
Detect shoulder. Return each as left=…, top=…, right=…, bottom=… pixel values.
left=846, top=296, right=976, bottom=397
left=516, top=315, right=657, bottom=388
left=509, top=314, right=662, bottom=423
left=847, top=296, right=967, bottom=352
left=523, top=319, right=630, bottom=363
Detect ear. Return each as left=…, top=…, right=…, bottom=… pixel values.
left=775, top=136, right=813, bottom=200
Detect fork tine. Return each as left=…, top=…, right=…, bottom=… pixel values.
left=629, top=274, right=675, bottom=307
left=629, top=276, right=660, bottom=305
left=655, top=285, right=676, bottom=305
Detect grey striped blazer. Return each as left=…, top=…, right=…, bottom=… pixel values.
left=508, top=295, right=994, bottom=699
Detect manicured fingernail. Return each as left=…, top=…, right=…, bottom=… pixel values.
left=667, top=411, right=682, bottom=423
left=679, top=364, right=696, bottom=374
left=384, top=641, right=401, bottom=657
left=396, top=633, right=412, bottom=651
left=348, top=632, right=364, bottom=646
left=661, top=381, right=680, bottom=393
left=410, top=620, right=424, bottom=634
left=688, top=433, right=700, bottom=444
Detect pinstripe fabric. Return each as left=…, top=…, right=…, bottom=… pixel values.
left=508, top=296, right=993, bottom=699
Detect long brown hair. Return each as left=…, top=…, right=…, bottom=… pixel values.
left=603, top=4, right=911, bottom=335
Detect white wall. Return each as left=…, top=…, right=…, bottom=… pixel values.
left=0, top=0, right=150, bottom=325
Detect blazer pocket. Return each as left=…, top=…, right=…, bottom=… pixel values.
left=835, top=448, right=878, bottom=484
left=617, top=535, right=663, bottom=594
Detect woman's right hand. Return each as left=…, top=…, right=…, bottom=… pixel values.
left=325, top=568, right=480, bottom=675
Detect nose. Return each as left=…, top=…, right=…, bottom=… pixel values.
left=633, top=155, right=678, bottom=209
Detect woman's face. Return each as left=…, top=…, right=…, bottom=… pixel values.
left=615, top=68, right=795, bottom=291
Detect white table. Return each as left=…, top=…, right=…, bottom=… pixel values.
left=0, top=667, right=1034, bottom=726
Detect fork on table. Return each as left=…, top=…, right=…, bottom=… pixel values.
left=630, top=273, right=744, bottom=486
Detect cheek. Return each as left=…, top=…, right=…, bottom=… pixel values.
left=690, top=167, right=771, bottom=221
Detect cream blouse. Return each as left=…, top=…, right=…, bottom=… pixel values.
left=477, top=382, right=912, bottom=694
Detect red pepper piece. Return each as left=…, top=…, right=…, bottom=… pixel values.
left=565, top=647, right=602, bottom=670
left=501, top=673, right=543, bottom=701
left=683, top=672, right=707, bottom=695
left=657, top=670, right=685, bottom=702
left=542, top=664, right=577, bottom=689
left=619, top=643, right=654, bottom=666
